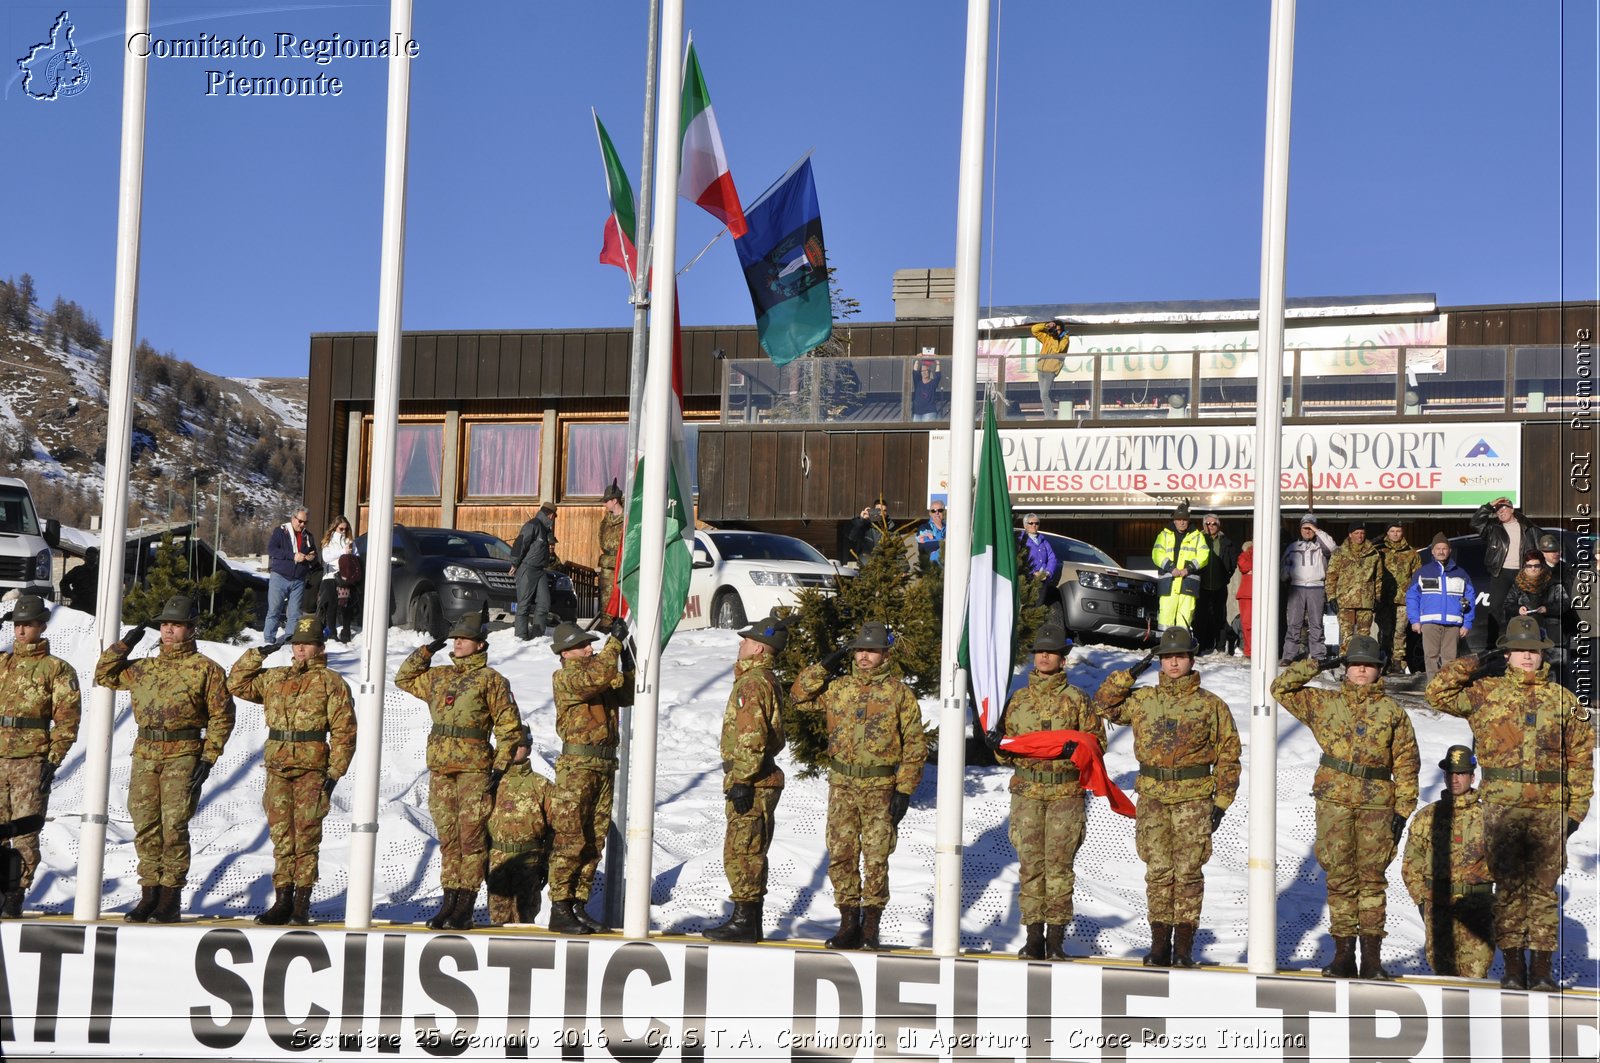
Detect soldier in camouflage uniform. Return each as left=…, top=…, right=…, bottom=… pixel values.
left=1093, top=626, right=1240, bottom=968
left=704, top=613, right=788, bottom=943
left=1402, top=745, right=1495, bottom=979
left=1424, top=615, right=1594, bottom=991
left=1272, top=634, right=1419, bottom=980
left=95, top=595, right=234, bottom=923
left=395, top=616, right=524, bottom=931
left=485, top=726, right=552, bottom=926
left=791, top=621, right=927, bottom=951
left=998, top=624, right=1105, bottom=960
left=596, top=482, right=625, bottom=625
left=227, top=615, right=356, bottom=926
left=0, top=595, right=80, bottom=917
left=1376, top=521, right=1421, bottom=675
left=1325, top=524, right=1383, bottom=654
left=547, top=620, right=633, bottom=935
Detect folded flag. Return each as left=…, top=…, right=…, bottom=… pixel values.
left=996, top=729, right=1135, bottom=817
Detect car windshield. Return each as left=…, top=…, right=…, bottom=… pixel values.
left=709, top=532, right=827, bottom=564
left=0, top=487, right=40, bottom=535
left=1039, top=532, right=1117, bottom=568
left=412, top=531, right=512, bottom=562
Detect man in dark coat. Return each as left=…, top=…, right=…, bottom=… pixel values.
left=1471, top=497, right=1541, bottom=650
left=1195, top=514, right=1238, bottom=655
left=509, top=503, right=557, bottom=640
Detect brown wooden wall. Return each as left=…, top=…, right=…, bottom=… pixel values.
left=1446, top=301, right=1598, bottom=345
left=696, top=427, right=931, bottom=522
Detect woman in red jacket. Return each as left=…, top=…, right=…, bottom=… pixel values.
left=1236, top=541, right=1254, bottom=657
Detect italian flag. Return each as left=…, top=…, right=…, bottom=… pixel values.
left=958, top=398, right=1017, bottom=743
left=678, top=38, right=747, bottom=238
left=592, top=111, right=639, bottom=275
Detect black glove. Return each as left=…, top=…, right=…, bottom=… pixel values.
left=0, top=814, right=45, bottom=840
left=1058, top=740, right=1079, bottom=761
left=323, top=776, right=337, bottom=796
left=488, top=768, right=505, bottom=799
left=1392, top=813, right=1407, bottom=845
left=1327, top=599, right=1339, bottom=612
left=426, top=637, right=448, bottom=654
left=609, top=617, right=629, bottom=642
left=1210, top=805, right=1226, bottom=833
left=122, top=623, right=149, bottom=647
left=38, top=761, right=56, bottom=793
left=727, top=782, right=755, bottom=815
left=619, top=641, right=636, bottom=674
left=188, top=759, right=213, bottom=802
left=820, top=646, right=851, bottom=676
left=258, top=641, right=285, bottom=657
left=1568, top=818, right=1582, bottom=839
left=1127, top=651, right=1157, bottom=680
left=1318, top=655, right=1346, bottom=673
left=889, top=790, right=911, bottom=827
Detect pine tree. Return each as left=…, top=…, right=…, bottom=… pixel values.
left=120, top=532, right=252, bottom=642
left=14, top=274, right=35, bottom=330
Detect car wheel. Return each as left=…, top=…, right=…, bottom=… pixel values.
left=410, top=590, right=446, bottom=639
left=711, top=590, right=746, bottom=630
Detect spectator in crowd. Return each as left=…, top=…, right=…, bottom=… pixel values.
left=264, top=508, right=317, bottom=645
left=1029, top=321, right=1069, bottom=419
left=1019, top=513, right=1061, bottom=618
left=1537, top=532, right=1577, bottom=684
left=846, top=499, right=888, bottom=562
left=910, top=356, right=945, bottom=422
left=317, top=516, right=354, bottom=641
left=1501, top=549, right=1566, bottom=664
left=509, top=503, right=558, bottom=640
left=1326, top=523, right=1382, bottom=655
left=1471, top=497, right=1541, bottom=649
left=59, top=547, right=99, bottom=615
left=1152, top=501, right=1209, bottom=630
left=1281, top=513, right=1336, bottom=665
left=1235, top=541, right=1254, bottom=658
left=1196, top=514, right=1238, bottom=655
left=916, top=500, right=947, bottom=567
left=1407, top=533, right=1476, bottom=683
left=1377, top=521, right=1421, bottom=675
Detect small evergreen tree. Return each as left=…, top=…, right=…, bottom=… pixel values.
left=120, top=532, right=252, bottom=642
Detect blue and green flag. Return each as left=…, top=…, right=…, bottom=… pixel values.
left=733, top=158, right=832, bottom=366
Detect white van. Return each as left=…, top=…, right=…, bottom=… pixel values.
left=0, top=477, right=61, bottom=599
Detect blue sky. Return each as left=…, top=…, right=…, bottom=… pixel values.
left=2, top=1, right=1595, bottom=379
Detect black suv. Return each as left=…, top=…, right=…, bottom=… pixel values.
left=1025, top=529, right=1160, bottom=646
left=357, top=525, right=577, bottom=638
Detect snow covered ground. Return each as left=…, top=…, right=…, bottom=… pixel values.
left=19, top=608, right=1599, bottom=987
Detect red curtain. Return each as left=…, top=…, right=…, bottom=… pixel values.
left=394, top=424, right=443, bottom=497
left=467, top=423, right=542, bottom=497
left=564, top=423, right=628, bottom=496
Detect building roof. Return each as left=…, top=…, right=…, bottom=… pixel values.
left=979, top=292, right=1438, bottom=330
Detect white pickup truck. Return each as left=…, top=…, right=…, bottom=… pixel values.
left=0, top=477, right=61, bottom=600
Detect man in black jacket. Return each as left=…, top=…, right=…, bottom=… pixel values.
left=509, top=503, right=557, bottom=640
left=1471, top=497, right=1541, bottom=650
left=1195, top=514, right=1238, bottom=655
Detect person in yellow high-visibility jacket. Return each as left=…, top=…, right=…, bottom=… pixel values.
left=1152, top=501, right=1210, bottom=629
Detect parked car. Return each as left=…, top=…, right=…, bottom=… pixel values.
left=0, top=477, right=60, bottom=600
left=1024, top=529, right=1160, bottom=647
left=356, top=525, right=577, bottom=639
left=123, top=523, right=268, bottom=630
left=1418, top=530, right=1584, bottom=656
left=684, top=529, right=848, bottom=630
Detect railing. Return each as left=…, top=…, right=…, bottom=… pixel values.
left=718, top=345, right=1579, bottom=425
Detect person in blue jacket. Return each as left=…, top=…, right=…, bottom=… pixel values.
left=1407, top=533, right=1477, bottom=682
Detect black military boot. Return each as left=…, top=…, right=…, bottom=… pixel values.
left=573, top=900, right=612, bottom=934
left=2, top=889, right=24, bottom=918
left=1321, top=936, right=1357, bottom=978
left=1044, top=924, right=1070, bottom=960
left=447, top=888, right=477, bottom=930
left=150, top=884, right=183, bottom=924
left=124, top=885, right=159, bottom=923
left=256, top=885, right=294, bottom=926
left=290, top=886, right=314, bottom=926
left=516, top=888, right=543, bottom=925
left=1018, top=923, right=1046, bottom=959
left=859, top=907, right=884, bottom=951
left=1171, top=923, right=1199, bottom=968
left=1358, top=935, right=1393, bottom=980
left=1527, top=950, right=1557, bottom=992
left=1143, top=922, right=1172, bottom=967
left=547, top=899, right=591, bottom=935
left=1500, top=948, right=1528, bottom=990
left=826, top=905, right=862, bottom=950
left=426, top=888, right=461, bottom=931
left=703, top=901, right=763, bottom=943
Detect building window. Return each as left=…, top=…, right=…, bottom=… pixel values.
left=465, top=421, right=542, bottom=498
left=565, top=422, right=629, bottom=498
left=395, top=422, right=444, bottom=497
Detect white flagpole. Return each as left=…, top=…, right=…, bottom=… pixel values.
left=1248, top=0, right=1297, bottom=975
left=622, top=0, right=684, bottom=939
left=74, top=0, right=150, bottom=921
left=932, top=0, right=992, bottom=958
left=344, top=0, right=415, bottom=930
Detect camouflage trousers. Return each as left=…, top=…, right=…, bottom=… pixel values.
left=1313, top=801, right=1398, bottom=937
left=724, top=784, right=782, bottom=903
left=1336, top=608, right=1374, bottom=654
left=0, top=756, right=46, bottom=891
left=1135, top=795, right=1213, bottom=925
left=1378, top=604, right=1409, bottom=664
left=1420, top=896, right=1495, bottom=978
left=129, top=754, right=200, bottom=888
left=598, top=567, right=617, bottom=621
left=1009, top=790, right=1087, bottom=924
left=1483, top=802, right=1566, bottom=950
left=825, top=777, right=897, bottom=908
left=427, top=770, right=492, bottom=891
left=264, top=769, right=330, bottom=888
left=1157, top=591, right=1197, bottom=630
left=486, top=845, right=548, bottom=925
left=548, top=764, right=613, bottom=903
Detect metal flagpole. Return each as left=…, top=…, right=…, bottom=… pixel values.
left=622, top=0, right=684, bottom=940
left=932, top=0, right=993, bottom=957
left=1248, top=0, right=1297, bottom=975
left=74, top=0, right=150, bottom=921
left=344, top=0, right=416, bottom=930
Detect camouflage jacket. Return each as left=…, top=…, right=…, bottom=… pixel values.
left=227, top=650, right=357, bottom=779
left=1402, top=788, right=1491, bottom=906
left=0, top=639, right=80, bottom=764
left=721, top=655, right=786, bottom=790
left=792, top=660, right=927, bottom=794
left=997, top=669, right=1105, bottom=798
left=1424, top=657, right=1595, bottom=822
left=598, top=512, right=625, bottom=569
left=553, top=637, right=633, bottom=772
left=1093, top=669, right=1241, bottom=806
left=1325, top=538, right=1383, bottom=609
left=488, top=761, right=552, bottom=852
left=1272, top=659, right=1419, bottom=813
left=1378, top=537, right=1422, bottom=605
left=395, top=646, right=523, bottom=774
left=95, top=638, right=233, bottom=763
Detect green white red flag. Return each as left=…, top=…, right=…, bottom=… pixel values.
left=592, top=110, right=639, bottom=275
left=678, top=38, right=747, bottom=238
left=958, top=398, right=1018, bottom=743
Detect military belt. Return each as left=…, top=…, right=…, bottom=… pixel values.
left=431, top=725, right=490, bottom=741
left=492, top=839, right=545, bottom=855
left=268, top=728, right=327, bottom=743
left=138, top=727, right=201, bottom=742
left=824, top=758, right=897, bottom=779
left=1014, top=765, right=1081, bottom=784
left=1138, top=763, right=1213, bottom=782
left=1481, top=766, right=1566, bottom=784
left=1319, top=754, right=1391, bottom=781
left=0, top=715, right=50, bottom=730
left=562, top=742, right=618, bottom=761
left=1434, top=880, right=1494, bottom=899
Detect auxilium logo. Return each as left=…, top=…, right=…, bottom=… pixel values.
left=17, top=11, right=92, bottom=101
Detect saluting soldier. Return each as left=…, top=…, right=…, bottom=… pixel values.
left=790, top=621, right=927, bottom=952
left=997, top=624, right=1105, bottom=960
left=1402, top=744, right=1495, bottom=979
left=95, top=595, right=234, bottom=924
left=1424, top=615, right=1594, bottom=991
left=1272, top=634, right=1419, bottom=980
left=1326, top=524, right=1384, bottom=654
left=0, top=595, right=80, bottom=917
left=703, top=613, right=788, bottom=943
left=596, top=482, right=626, bottom=626
left=395, top=617, right=524, bottom=931
left=547, top=620, right=633, bottom=935
left=485, top=726, right=552, bottom=926
left=1093, top=626, right=1240, bottom=968
left=227, top=615, right=356, bottom=926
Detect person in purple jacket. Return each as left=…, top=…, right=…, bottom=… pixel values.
left=1019, top=513, right=1061, bottom=618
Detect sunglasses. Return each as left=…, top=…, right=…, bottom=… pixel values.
left=1525, top=562, right=1544, bottom=568
left=1024, top=521, right=1039, bottom=527
left=929, top=508, right=946, bottom=514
